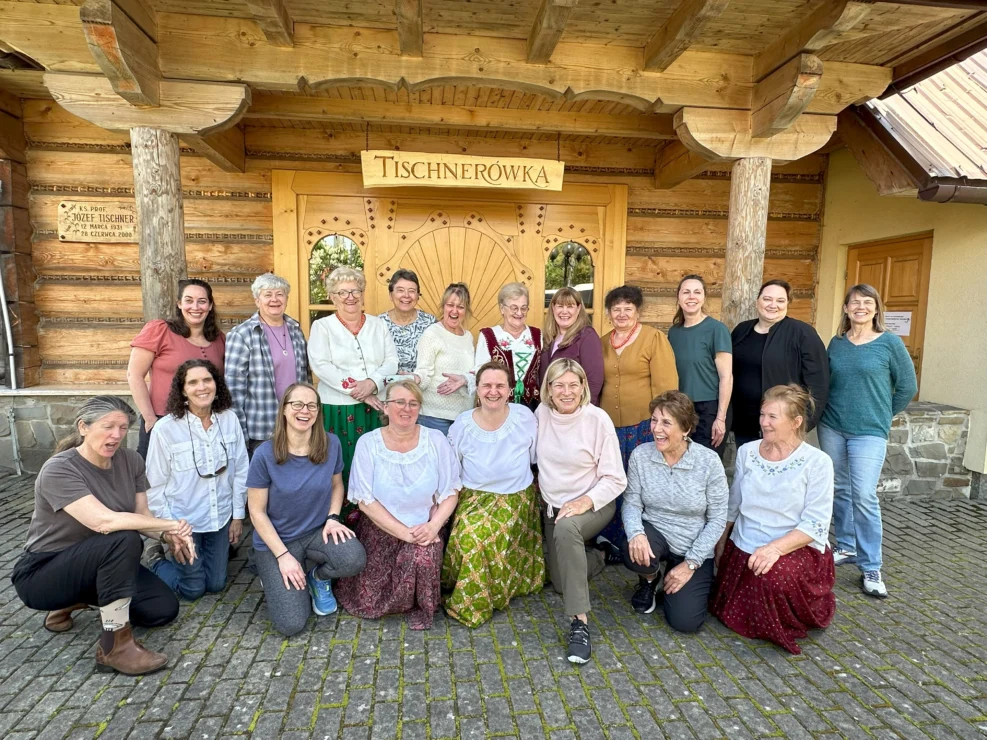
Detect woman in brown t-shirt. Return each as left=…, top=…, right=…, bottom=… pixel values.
left=12, top=396, right=194, bottom=676
left=127, top=279, right=226, bottom=459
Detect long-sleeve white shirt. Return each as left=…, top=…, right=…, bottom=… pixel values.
left=308, top=314, right=399, bottom=406
left=413, top=323, right=476, bottom=421
left=145, top=409, right=248, bottom=533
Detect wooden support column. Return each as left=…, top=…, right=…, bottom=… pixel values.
left=722, top=157, right=772, bottom=330
left=130, top=127, right=187, bottom=321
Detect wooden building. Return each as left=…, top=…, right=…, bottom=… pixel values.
left=0, top=0, right=985, bottom=474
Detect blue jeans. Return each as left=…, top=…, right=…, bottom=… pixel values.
left=418, top=416, right=453, bottom=436
left=152, top=520, right=231, bottom=600
left=817, top=425, right=887, bottom=573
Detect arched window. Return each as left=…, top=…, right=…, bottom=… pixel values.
left=545, top=240, right=595, bottom=311
left=308, top=234, right=364, bottom=321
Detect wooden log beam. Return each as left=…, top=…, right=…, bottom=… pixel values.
left=114, top=0, right=157, bottom=41
left=44, top=73, right=251, bottom=135
left=675, top=107, right=836, bottom=162
left=837, top=107, right=922, bottom=196
left=181, top=125, right=246, bottom=173
left=808, top=61, right=890, bottom=113
left=244, top=0, right=294, bottom=47
left=643, top=0, right=730, bottom=72
left=130, top=126, right=187, bottom=321
left=753, top=0, right=873, bottom=82
left=396, top=0, right=423, bottom=57
left=654, top=140, right=717, bottom=190
left=0, top=108, right=25, bottom=163
left=81, top=0, right=161, bottom=107
left=526, top=0, right=578, bottom=64
left=246, top=94, right=676, bottom=139
left=752, top=54, right=823, bottom=138
left=721, top=156, right=772, bottom=329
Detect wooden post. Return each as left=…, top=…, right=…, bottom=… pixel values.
left=130, top=127, right=187, bottom=321
left=721, top=157, right=772, bottom=329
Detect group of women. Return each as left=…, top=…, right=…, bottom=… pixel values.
left=11, top=266, right=917, bottom=675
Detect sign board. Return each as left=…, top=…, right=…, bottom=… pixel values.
left=361, top=150, right=564, bottom=191
left=58, top=201, right=138, bottom=243
left=885, top=311, right=912, bottom=337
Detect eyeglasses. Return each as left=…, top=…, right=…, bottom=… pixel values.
left=504, top=305, right=529, bottom=315
left=187, top=415, right=229, bottom=479
left=334, top=289, right=363, bottom=299
left=386, top=399, right=422, bottom=410
left=288, top=401, right=321, bottom=412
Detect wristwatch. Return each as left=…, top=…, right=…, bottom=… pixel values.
left=327, top=513, right=341, bottom=523
left=686, top=559, right=700, bottom=571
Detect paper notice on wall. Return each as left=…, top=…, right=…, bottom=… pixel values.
left=885, top=311, right=912, bottom=337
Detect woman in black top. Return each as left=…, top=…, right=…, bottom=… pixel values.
left=730, top=280, right=829, bottom=447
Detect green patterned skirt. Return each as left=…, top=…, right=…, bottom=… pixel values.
left=323, top=402, right=383, bottom=490
left=441, top=484, right=544, bottom=627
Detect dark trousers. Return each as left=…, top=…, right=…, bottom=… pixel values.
left=12, top=531, right=179, bottom=627
left=692, top=400, right=725, bottom=459
left=621, top=520, right=713, bottom=633
left=137, top=418, right=152, bottom=460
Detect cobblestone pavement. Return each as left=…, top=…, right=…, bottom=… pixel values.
left=0, top=473, right=985, bottom=740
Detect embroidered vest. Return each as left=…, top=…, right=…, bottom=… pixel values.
left=480, top=326, right=542, bottom=410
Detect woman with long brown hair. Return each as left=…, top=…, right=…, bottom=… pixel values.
left=540, top=287, right=604, bottom=405
left=247, top=383, right=367, bottom=636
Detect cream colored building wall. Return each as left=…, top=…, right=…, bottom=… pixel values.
left=817, top=149, right=987, bottom=473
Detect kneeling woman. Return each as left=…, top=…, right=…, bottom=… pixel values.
left=12, top=396, right=193, bottom=675
left=710, top=384, right=835, bottom=654
left=536, top=358, right=626, bottom=664
left=621, top=390, right=727, bottom=633
left=145, top=360, right=249, bottom=600
left=337, top=380, right=460, bottom=629
left=443, top=362, right=543, bottom=627
left=247, top=383, right=367, bottom=636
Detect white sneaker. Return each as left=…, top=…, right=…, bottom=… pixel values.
left=833, top=548, right=857, bottom=566
left=862, top=570, right=888, bottom=599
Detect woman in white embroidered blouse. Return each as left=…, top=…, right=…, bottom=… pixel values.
left=336, top=379, right=460, bottom=629
left=442, top=362, right=543, bottom=627
left=710, top=384, right=836, bottom=655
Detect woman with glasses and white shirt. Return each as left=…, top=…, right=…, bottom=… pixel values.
left=308, top=267, right=399, bottom=486
left=145, top=359, right=248, bottom=600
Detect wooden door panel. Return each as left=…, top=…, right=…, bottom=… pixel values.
left=887, top=256, right=921, bottom=301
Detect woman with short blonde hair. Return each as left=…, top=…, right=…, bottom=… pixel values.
left=474, top=282, right=542, bottom=409
left=541, top=288, right=603, bottom=405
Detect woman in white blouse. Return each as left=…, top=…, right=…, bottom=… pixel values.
left=307, top=267, right=398, bottom=485
left=710, top=384, right=836, bottom=655
left=146, top=359, right=248, bottom=600
left=473, top=282, right=542, bottom=410
left=336, top=379, right=460, bottom=630
left=442, top=362, right=542, bottom=627
left=413, top=283, right=475, bottom=436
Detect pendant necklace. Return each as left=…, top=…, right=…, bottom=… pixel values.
left=264, top=319, right=290, bottom=356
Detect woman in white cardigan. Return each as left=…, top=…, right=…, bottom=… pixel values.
left=308, top=267, right=398, bottom=485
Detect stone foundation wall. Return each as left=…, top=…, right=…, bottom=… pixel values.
left=881, top=402, right=971, bottom=500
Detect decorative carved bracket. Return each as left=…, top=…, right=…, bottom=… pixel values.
left=80, top=0, right=160, bottom=106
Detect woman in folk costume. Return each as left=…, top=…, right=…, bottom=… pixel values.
left=473, top=282, right=542, bottom=410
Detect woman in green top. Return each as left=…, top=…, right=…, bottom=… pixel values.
left=666, top=275, right=733, bottom=457
left=817, top=284, right=917, bottom=600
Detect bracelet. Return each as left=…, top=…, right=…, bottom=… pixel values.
left=327, top=513, right=341, bottom=523
left=276, top=550, right=289, bottom=559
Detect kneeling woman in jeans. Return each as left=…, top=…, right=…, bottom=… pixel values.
left=247, top=383, right=367, bottom=636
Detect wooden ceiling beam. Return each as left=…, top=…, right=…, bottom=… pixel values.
left=526, top=0, right=578, bottom=64
left=752, top=53, right=823, bottom=138
left=644, top=0, right=729, bottom=72
left=182, top=125, right=246, bottom=172
left=396, top=0, right=423, bottom=57
left=246, top=94, right=676, bottom=139
left=654, top=140, right=715, bottom=189
left=244, top=0, right=294, bottom=47
left=836, top=107, right=920, bottom=196
left=80, top=0, right=160, bottom=106
left=675, top=107, right=837, bottom=162
left=753, top=0, right=873, bottom=82
left=113, top=0, right=157, bottom=41
left=44, top=73, right=251, bottom=135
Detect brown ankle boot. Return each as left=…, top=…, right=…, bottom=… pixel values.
left=95, top=624, right=169, bottom=676
left=44, top=603, right=91, bottom=633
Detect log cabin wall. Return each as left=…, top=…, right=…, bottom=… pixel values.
left=23, top=100, right=824, bottom=385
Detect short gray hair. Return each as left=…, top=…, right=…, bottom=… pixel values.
left=325, top=266, right=367, bottom=295
left=54, top=396, right=137, bottom=453
left=498, top=282, right=529, bottom=306
left=251, top=273, right=291, bottom=299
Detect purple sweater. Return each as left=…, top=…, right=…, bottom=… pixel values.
left=539, top=326, right=604, bottom=406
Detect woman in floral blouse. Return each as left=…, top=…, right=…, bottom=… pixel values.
left=473, top=282, right=542, bottom=410
left=379, top=269, right=435, bottom=377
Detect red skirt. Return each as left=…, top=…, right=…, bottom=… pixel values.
left=710, top=539, right=835, bottom=654
left=336, top=515, right=443, bottom=630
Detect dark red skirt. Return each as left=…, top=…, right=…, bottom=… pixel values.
left=336, top=515, right=443, bottom=630
left=710, top=539, right=835, bottom=654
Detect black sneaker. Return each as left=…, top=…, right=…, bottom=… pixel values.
left=631, top=576, right=660, bottom=614
left=567, top=618, right=592, bottom=664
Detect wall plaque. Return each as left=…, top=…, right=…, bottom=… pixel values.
left=361, top=150, right=564, bottom=191
left=58, top=201, right=138, bottom=243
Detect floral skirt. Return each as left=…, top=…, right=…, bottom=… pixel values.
left=710, top=539, right=836, bottom=654
left=598, top=418, right=654, bottom=547
left=441, top=485, right=544, bottom=627
left=323, top=402, right=382, bottom=490
left=335, top=516, right=443, bottom=630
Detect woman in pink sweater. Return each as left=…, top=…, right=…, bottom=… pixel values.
left=535, top=358, right=626, bottom=665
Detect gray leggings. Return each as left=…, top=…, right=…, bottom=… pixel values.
left=255, top=526, right=367, bottom=636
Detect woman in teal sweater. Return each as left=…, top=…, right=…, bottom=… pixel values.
left=818, top=284, right=917, bottom=599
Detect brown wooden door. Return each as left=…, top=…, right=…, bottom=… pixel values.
left=845, top=233, right=932, bottom=394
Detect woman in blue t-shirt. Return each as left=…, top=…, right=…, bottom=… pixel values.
left=247, top=383, right=367, bottom=636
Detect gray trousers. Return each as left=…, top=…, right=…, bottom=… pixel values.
left=544, top=501, right=616, bottom=616
left=255, top=526, right=366, bottom=636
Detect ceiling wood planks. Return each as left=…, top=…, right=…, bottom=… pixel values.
left=643, top=0, right=729, bottom=72
left=526, top=0, right=578, bottom=64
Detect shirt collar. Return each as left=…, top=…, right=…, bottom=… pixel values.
left=647, top=439, right=697, bottom=470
